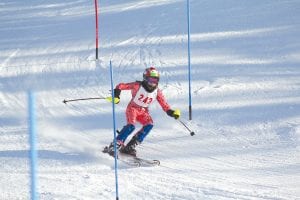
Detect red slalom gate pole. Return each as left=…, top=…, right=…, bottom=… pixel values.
left=94, top=0, right=99, bottom=60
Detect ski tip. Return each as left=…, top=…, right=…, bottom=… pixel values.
left=153, top=159, right=160, bottom=166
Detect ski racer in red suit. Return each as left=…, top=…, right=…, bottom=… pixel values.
left=106, top=67, right=181, bottom=156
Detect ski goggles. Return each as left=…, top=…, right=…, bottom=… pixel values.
left=147, top=77, right=159, bottom=84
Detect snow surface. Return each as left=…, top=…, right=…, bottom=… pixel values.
left=1, top=0, right=300, bottom=199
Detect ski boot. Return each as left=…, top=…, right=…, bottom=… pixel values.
left=103, top=140, right=124, bottom=157
left=120, top=136, right=139, bottom=157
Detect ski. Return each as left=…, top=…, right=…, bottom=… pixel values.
left=118, top=152, right=160, bottom=167
left=102, top=146, right=160, bottom=167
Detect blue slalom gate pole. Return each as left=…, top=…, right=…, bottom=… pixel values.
left=94, top=0, right=99, bottom=60
left=28, top=91, right=38, bottom=200
left=109, top=61, right=119, bottom=200
left=186, top=0, right=192, bottom=120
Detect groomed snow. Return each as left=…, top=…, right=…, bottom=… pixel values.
left=1, top=0, right=300, bottom=199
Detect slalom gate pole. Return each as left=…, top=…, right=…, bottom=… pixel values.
left=28, top=91, right=38, bottom=200
left=62, top=97, right=106, bottom=104
left=109, top=61, right=119, bottom=200
left=94, top=0, right=99, bottom=60
left=186, top=0, right=192, bottom=120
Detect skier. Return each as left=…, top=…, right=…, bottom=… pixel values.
left=105, top=67, right=180, bottom=156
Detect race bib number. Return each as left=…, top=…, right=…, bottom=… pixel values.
left=133, top=86, right=157, bottom=107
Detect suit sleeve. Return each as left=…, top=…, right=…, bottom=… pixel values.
left=115, top=82, right=137, bottom=90
left=156, top=89, right=171, bottom=112
left=115, top=82, right=141, bottom=98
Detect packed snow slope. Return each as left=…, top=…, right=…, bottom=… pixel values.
left=1, top=0, right=300, bottom=199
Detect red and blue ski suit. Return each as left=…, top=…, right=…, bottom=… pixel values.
left=115, top=81, right=171, bottom=144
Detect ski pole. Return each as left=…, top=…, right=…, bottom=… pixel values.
left=62, top=97, right=106, bottom=104
left=178, top=119, right=195, bottom=136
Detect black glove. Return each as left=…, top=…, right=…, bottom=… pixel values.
left=114, top=88, right=121, bottom=99
left=167, top=109, right=180, bottom=120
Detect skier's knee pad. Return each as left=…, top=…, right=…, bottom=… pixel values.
left=137, top=124, right=153, bottom=143
left=143, top=124, right=153, bottom=133
left=125, top=124, right=135, bottom=132
left=117, top=124, right=135, bottom=142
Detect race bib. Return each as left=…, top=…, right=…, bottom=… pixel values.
left=133, top=86, right=157, bottom=107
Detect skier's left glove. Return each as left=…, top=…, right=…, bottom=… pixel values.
left=167, top=109, right=181, bottom=120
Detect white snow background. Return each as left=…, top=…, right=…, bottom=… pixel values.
left=1, top=0, right=300, bottom=199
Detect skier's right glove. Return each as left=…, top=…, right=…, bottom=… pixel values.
left=106, top=97, right=120, bottom=104
left=114, top=88, right=121, bottom=99
left=106, top=88, right=121, bottom=104
left=167, top=109, right=181, bottom=120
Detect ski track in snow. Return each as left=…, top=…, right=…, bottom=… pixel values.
left=1, top=0, right=300, bottom=199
